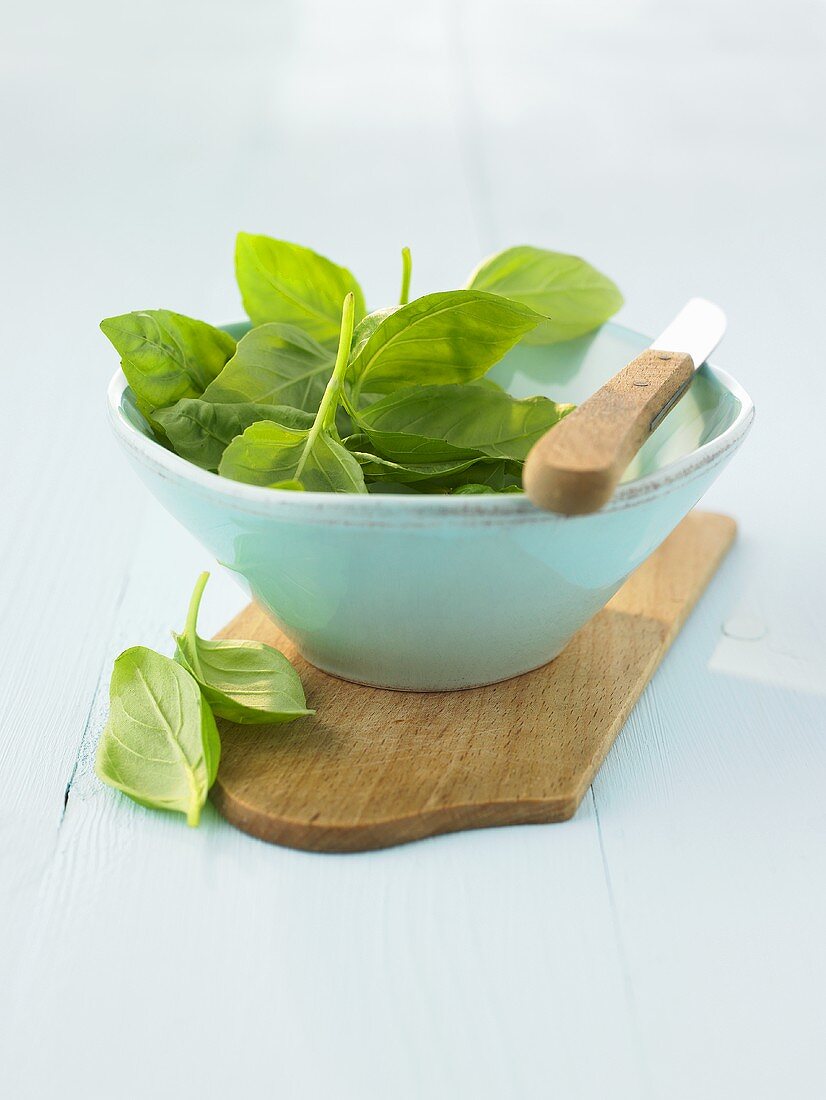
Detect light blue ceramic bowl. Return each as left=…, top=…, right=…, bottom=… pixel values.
left=107, top=322, right=753, bottom=690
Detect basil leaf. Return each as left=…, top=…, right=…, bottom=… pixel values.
left=220, top=421, right=365, bottom=491
left=100, top=309, right=236, bottom=412
left=470, top=377, right=507, bottom=394
left=236, top=233, right=366, bottom=343
left=418, top=460, right=524, bottom=493
left=350, top=307, right=398, bottom=362
left=174, top=573, right=312, bottom=725
left=347, top=290, right=543, bottom=394
left=132, top=394, right=174, bottom=449
left=347, top=449, right=482, bottom=484
left=452, top=483, right=523, bottom=495
left=343, top=420, right=482, bottom=466
left=358, top=384, right=573, bottom=462
left=94, top=646, right=220, bottom=827
left=202, top=323, right=335, bottom=413
left=219, top=294, right=367, bottom=494
left=351, top=427, right=479, bottom=465
left=154, top=400, right=313, bottom=471
left=466, top=246, right=623, bottom=344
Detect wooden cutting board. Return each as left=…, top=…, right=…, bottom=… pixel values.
left=211, top=510, right=735, bottom=852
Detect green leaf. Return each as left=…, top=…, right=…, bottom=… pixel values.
left=132, top=394, right=174, bottom=448
left=94, top=646, right=220, bottom=827
left=347, top=448, right=482, bottom=484
left=219, top=294, right=368, bottom=494
left=100, top=310, right=235, bottom=412
left=236, top=232, right=366, bottom=343
left=349, top=307, right=398, bottom=364
left=350, top=426, right=478, bottom=465
left=347, top=290, right=543, bottom=394
left=220, top=421, right=366, bottom=491
left=154, top=400, right=313, bottom=471
left=343, top=427, right=477, bottom=467
left=357, top=384, right=574, bottom=463
left=452, top=483, right=523, bottom=495
left=271, top=479, right=305, bottom=491
left=466, top=246, right=623, bottom=344
left=174, top=573, right=312, bottom=725
left=202, top=323, right=335, bottom=413
left=417, top=460, right=524, bottom=494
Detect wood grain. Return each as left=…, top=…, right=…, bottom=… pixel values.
left=211, top=510, right=735, bottom=852
left=523, top=349, right=695, bottom=513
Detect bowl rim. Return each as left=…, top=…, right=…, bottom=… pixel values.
left=106, top=326, right=755, bottom=520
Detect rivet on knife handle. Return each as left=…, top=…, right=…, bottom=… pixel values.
left=522, top=349, right=695, bottom=515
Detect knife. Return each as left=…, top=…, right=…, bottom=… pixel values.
left=522, top=298, right=727, bottom=514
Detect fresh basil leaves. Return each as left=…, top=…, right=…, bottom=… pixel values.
left=452, top=483, right=523, bottom=495
left=174, top=573, right=312, bottom=723
left=100, top=309, right=236, bottom=412
left=103, top=233, right=624, bottom=494
left=220, top=420, right=366, bottom=492
left=220, top=294, right=367, bottom=492
left=96, top=575, right=313, bottom=825
left=201, top=323, right=335, bottom=411
left=466, top=245, right=623, bottom=345
left=346, top=448, right=483, bottom=484
left=347, top=291, right=542, bottom=396
left=355, top=383, right=574, bottom=463
left=154, top=401, right=314, bottom=471
left=236, top=233, right=366, bottom=343
left=95, top=646, right=221, bottom=827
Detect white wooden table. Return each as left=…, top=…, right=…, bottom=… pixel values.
left=2, top=2, right=825, bottom=1096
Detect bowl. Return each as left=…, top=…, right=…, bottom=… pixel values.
left=107, top=321, right=754, bottom=691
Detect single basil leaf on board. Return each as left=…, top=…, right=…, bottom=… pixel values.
left=466, top=246, right=623, bottom=345
left=174, top=573, right=312, bottom=725
left=100, top=309, right=235, bottom=412
left=346, top=290, right=543, bottom=395
left=202, top=323, right=335, bottom=413
left=357, top=384, right=574, bottom=463
left=94, top=646, right=220, bottom=827
left=220, top=294, right=367, bottom=494
left=154, top=400, right=314, bottom=470
left=235, top=232, right=366, bottom=344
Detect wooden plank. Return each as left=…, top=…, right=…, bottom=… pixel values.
left=211, top=511, right=735, bottom=851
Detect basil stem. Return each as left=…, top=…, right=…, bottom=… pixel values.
left=399, top=246, right=412, bottom=306
left=295, top=292, right=356, bottom=479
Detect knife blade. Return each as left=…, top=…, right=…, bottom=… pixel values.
left=648, top=298, right=726, bottom=430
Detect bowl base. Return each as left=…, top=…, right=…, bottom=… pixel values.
left=293, top=650, right=565, bottom=694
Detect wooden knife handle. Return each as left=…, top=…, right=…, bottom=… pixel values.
left=522, top=349, right=695, bottom=515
